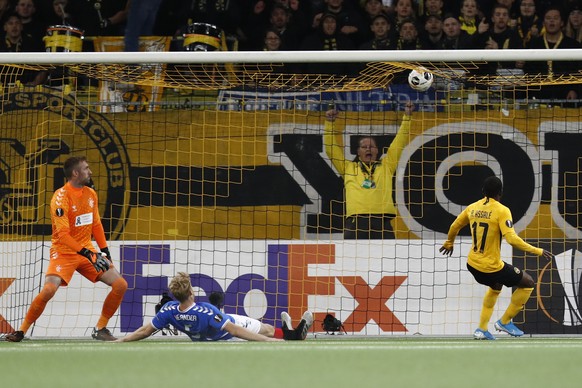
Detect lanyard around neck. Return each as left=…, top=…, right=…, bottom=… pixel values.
left=543, top=32, right=563, bottom=79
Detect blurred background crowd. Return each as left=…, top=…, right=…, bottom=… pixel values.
left=1, top=0, right=582, bottom=52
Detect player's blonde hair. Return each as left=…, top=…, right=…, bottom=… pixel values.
left=169, top=272, right=193, bottom=302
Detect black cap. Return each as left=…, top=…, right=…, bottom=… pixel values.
left=442, top=13, right=460, bottom=23
left=371, top=13, right=391, bottom=24
left=321, top=12, right=337, bottom=21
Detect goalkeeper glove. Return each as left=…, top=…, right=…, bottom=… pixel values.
left=100, top=247, right=112, bottom=262
left=78, top=248, right=110, bottom=273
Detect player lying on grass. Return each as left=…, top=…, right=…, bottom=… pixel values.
left=116, top=272, right=313, bottom=342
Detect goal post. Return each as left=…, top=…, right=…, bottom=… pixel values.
left=3, top=48, right=582, bottom=62
left=1, top=48, right=582, bottom=338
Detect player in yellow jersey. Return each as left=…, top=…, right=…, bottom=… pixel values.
left=5, top=156, right=128, bottom=342
left=440, top=176, right=553, bottom=340
left=324, top=102, right=413, bottom=239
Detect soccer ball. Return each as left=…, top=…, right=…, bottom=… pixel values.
left=408, top=68, right=434, bottom=92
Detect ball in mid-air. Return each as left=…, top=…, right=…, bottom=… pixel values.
left=408, top=68, right=434, bottom=92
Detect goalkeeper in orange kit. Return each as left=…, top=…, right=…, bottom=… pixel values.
left=5, top=156, right=128, bottom=342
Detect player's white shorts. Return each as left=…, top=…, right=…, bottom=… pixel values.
left=230, top=314, right=262, bottom=334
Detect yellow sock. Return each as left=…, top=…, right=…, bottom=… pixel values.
left=479, top=288, right=501, bottom=331
left=501, top=287, right=533, bottom=324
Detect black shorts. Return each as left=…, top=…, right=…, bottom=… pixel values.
left=467, top=262, right=524, bottom=288
left=344, top=214, right=395, bottom=240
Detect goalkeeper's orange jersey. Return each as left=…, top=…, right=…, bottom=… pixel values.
left=324, top=114, right=411, bottom=217
left=50, top=182, right=107, bottom=256
left=444, top=197, right=543, bottom=273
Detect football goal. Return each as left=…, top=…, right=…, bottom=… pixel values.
left=1, top=47, right=581, bottom=339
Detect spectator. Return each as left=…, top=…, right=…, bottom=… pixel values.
left=497, top=0, right=519, bottom=20
left=391, top=0, right=417, bottom=38
left=475, top=4, right=524, bottom=73
left=421, top=0, right=444, bottom=22
left=396, top=18, right=422, bottom=49
left=441, top=13, right=475, bottom=49
left=359, top=12, right=395, bottom=50
left=15, top=0, right=45, bottom=43
left=263, top=28, right=283, bottom=50
left=0, top=0, right=13, bottom=26
left=459, top=0, right=480, bottom=35
left=266, top=3, right=302, bottom=50
left=513, top=0, right=542, bottom=47
left=563, top=0, right=582, bottom=15
left=564, top=3, right=582, bottom=43
left=362, top=0, right=386, bottom=20
left=525, top=6, right=582, bottom=104
left=356, top=11, right=393, bottom=74
left=361, top=0, right=390, bottom=42
left=300, top=12, right=356, bottom=75
left=67, top=0, right=128, bottom=38
left=275, top=0, right=310, bottom=39
left=311, top=0, right=366, bottom=46
left=0, top=13, right=46, bottom=86
left=422, top=14, right=444, bottom=49
left=323, top=102, right=414, bottom=239
left=124, top=0, right=163, bottom=52
left=239, top=0, right=270, bottom=50
left=47, top=0, right=76, bottom=26
left=245, top=28, right=292, bottom=74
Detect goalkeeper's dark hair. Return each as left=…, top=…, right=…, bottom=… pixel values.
left=169, top=272, right=193, bottom=302
left=482, top=176, right=503, bottom=198
left=63, top=156, right=88, bottom=179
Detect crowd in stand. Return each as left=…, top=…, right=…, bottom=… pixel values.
left=0, top=1, right=581, bottom=51
left=0, top=0, right=581, bottom=98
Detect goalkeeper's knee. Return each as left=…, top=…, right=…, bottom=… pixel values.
left=38, top=282, right=59, bottom=303
left=111, top=277, right=128, bottom=295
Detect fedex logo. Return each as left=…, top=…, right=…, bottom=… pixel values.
left=119, top=244, right=406, bottom=333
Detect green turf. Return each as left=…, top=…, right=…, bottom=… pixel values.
left=2, top=336, right=582, bottom=388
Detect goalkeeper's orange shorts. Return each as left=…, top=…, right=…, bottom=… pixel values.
left=46, top=251, right=113, bottom=286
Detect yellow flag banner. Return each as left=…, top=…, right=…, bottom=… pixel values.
left=92, top=36, right=171, bottom=113
left=0, top=90, right=577, bottom=241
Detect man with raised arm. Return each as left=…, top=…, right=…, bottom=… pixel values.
left=324, top=101, right=413, bottom=239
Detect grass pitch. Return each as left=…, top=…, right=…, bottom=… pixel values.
left=2, top=336, right=582, bottom=388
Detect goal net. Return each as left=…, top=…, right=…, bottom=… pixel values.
left=1, top=48, right=581, bottom=338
